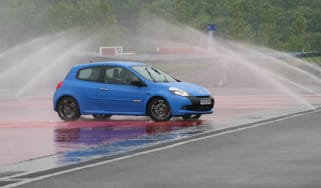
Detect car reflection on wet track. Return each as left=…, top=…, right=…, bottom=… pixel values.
left=56, top=121, right=200, bottom=145
left=0, top=116, right=209, bottom=165
left=54, top=120, right=208, bottom=163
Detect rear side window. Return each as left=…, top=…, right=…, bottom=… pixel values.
left=103, top=66, right=140, bottom=85
left=77, top=67, right=103, bottom=82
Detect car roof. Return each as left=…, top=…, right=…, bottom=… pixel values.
left=72, top=61, right=146, bottom=69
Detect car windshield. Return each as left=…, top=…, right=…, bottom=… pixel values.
left=132, top=65, right=177, bottom=82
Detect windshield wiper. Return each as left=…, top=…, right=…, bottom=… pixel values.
left=145, top=67, right=156, bottom=82
left=151, top=67, right=168, bottom=82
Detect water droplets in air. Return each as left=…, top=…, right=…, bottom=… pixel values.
left=0, top=16, right=320, bottom=112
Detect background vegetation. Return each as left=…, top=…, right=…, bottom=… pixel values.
left=0, top=0, right=320, bottom=52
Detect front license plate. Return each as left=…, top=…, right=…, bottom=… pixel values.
left=200, top=98, right=212, bottom=105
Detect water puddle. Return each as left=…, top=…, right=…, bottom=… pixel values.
left=55, top=120, right=212, bottom=163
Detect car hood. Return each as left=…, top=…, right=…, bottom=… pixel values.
left=159, top=82, right=211, bottom=96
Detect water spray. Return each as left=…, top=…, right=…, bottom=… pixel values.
left=207, top=24, right=216, bottom=53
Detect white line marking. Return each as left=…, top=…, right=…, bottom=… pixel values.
left=3, top=109, right=321, bottom=188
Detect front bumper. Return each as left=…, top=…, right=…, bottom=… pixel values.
left=183, top=96, right=214, bottom=111
left=170, top=95, right=215, bottom=116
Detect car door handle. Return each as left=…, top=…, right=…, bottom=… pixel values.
left=99, top=87, right=109, bottom=91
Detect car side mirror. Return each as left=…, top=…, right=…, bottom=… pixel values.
left=131, top=80, right=146, bottom=87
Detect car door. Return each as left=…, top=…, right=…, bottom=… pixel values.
left=98, top=66, right=148, bottom=114
left=74, top=66, right=104, bottom=112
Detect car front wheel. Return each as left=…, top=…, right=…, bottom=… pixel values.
left=148, top=97, right=172, bottom=122
left=57, top=96, right=80, bottom=121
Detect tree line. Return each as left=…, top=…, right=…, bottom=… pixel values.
left=0, top=0, right=320, bottom=52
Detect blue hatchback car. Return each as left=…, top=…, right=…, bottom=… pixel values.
left=53, top=61, right=214, bottom=122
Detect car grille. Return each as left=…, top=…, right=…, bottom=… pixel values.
left=182, top=96, right=214, bottom=111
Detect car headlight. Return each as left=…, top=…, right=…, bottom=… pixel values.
left=169, top=87, right=190, bottom=97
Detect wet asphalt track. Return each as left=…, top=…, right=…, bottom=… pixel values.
left=1, top=90, right=319, bottom=165
left=0, top=87, right=320, bottom=188
left=6, top=109, right=321, bottom=188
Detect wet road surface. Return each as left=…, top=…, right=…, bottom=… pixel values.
left=0, top=87, right=320, bottom=187
left=6, top=109, right=321, bottom=188
left=1, top=89, right=319, bottom=165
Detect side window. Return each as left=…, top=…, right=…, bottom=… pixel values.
left=77, top=67, right=103, bottom=82
left=104, top=66, right=139, bottom=85
left=78, top=68, right=92, bottom=80
left=104, top=66, right=122, bottom=84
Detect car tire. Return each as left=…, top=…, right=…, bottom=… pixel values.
left=182, top=114, right=201, bottom=120
left=92, top=114, right=112, bottom=120
left=57, top=96, right=80, bottom=121
left=148, top=97, right=172, bottom=122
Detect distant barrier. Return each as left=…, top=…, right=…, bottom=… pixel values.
left=290, top=52, right=321, bottom=58
left=99, top=47, right=123, bottom=56
left=98, top=47, right=320, bottom=59
left=99, top=46, right=206, bottom=56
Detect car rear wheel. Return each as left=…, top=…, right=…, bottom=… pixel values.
left=182, top=114, right=201, bottom=120
left=57, top=96, right=80, bottom=121
left=148, top=97, right=172, bottom=122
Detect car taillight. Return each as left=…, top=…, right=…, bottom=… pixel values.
left=56, top=81, right=64, bottom=90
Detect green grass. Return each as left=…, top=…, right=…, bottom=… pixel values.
left=302, top=56, right=321, bottom=65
